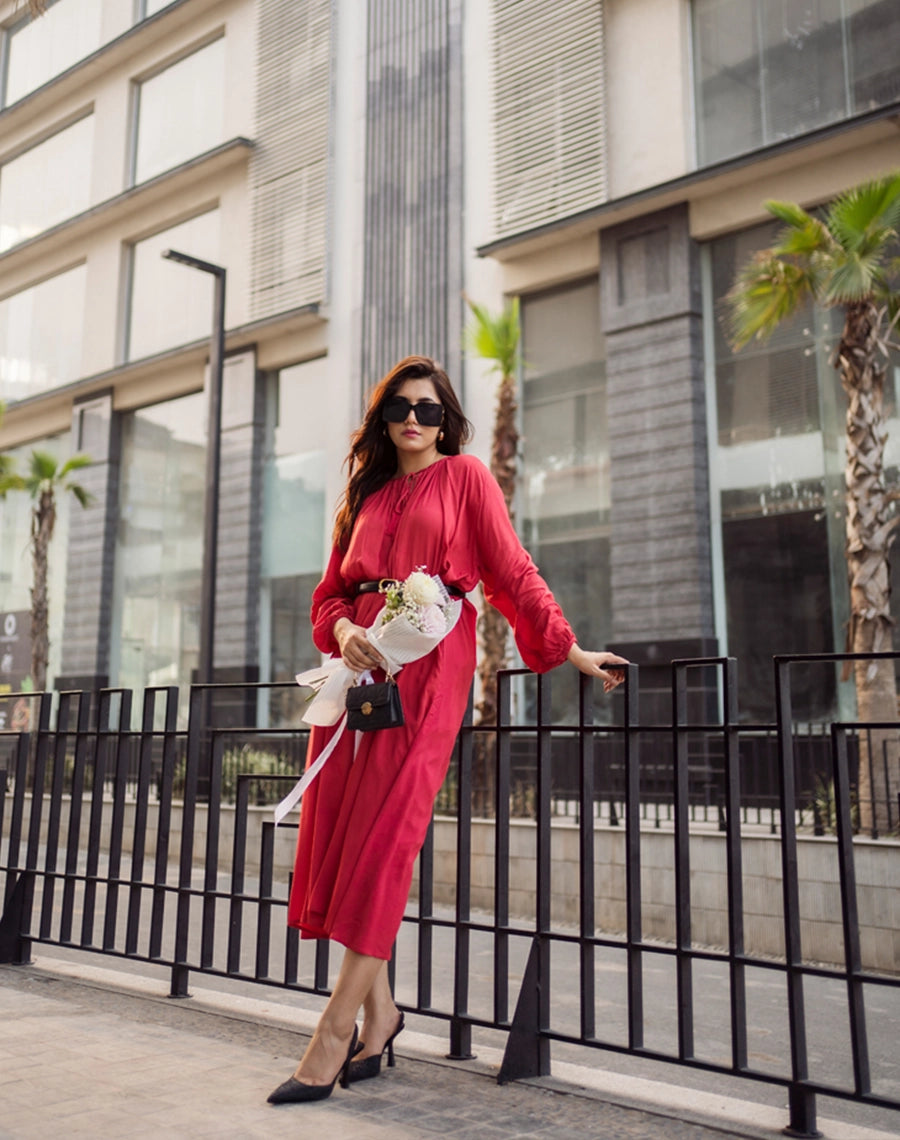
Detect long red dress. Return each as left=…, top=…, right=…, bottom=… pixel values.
left=286, top=453, right=575, bottom=959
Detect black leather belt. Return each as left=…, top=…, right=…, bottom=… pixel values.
left=357, top=578, right=465, bottom=599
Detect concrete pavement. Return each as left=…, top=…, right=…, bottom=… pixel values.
left=1, top=956, right=898, bottom=1140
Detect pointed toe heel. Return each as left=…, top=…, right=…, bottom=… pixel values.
left=347, top=1012, right=405, bottom=1084
left=267, top=1026, right=359, bottom=1105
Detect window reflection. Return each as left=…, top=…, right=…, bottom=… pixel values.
left=708, top=223, right=847, bottom=720
left=260, top=360, right=328, bottom=726
left=0, top=264, right=87, bottom=403
left=521, top=280, right=610, bottom=723
left=126, top=209, right=221, bottom=361
left=0, top=115, right=94, bottom=251
left=2, top=0, right=171, bottom=108
left=693, top=0, right=900, bottom=166
left=132, top=37, right=227, bottom=185
left=110, top=392, right=206, bottom=699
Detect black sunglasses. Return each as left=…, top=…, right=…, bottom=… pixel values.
left=382, top=396, right=444, bottom=427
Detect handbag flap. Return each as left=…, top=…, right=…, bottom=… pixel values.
left=346, top=682, right=395, bottom=713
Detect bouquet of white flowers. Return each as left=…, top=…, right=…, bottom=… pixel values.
left=275, top=569, right=462, bottom=823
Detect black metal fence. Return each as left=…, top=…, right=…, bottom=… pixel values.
left=1, top=654, right=899, bottom=1138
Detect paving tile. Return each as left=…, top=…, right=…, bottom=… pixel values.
left=0, top=963, right=844, bottom=1140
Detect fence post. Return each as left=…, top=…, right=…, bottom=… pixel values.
left=170, top=685, right=204, bottom=998
left=449, top=683, right=475, bottom=1060
left=0, top=873, right=30, bottom=964
left=775, top=658, right=822, bottom=1139
left=498, top=671, right=553, bottom=1082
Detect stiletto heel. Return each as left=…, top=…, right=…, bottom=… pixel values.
left=267, top=1026, right=359, bottom=1104
left=347, top=1012, right=405, bottom=1083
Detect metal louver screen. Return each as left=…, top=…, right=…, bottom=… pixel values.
left=493, top=0, right=607, bottom=238
left=251, top=0, right=331, bottom=320
left=360, top=0, right=463, bottom=386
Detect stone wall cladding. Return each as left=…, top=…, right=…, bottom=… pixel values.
left=601, top=205, right=713, bottom=644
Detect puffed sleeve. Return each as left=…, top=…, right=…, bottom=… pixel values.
left=467, top=458, right=576, bottom=673
left=310, top=543, right=356, bottom=656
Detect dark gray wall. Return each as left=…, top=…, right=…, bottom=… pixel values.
left=361, top=0, right=464, bottom=389
left=601, top=204, right=716, bottom=648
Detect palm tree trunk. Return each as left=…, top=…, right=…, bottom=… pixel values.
left=839, top=302, right=899, bottom=833
left=30, top=489, right=55, bottom=692
left=474, top=371, right=520, bottom=814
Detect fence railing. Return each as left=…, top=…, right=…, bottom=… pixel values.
left=0, top=653, right=898, bottom=1138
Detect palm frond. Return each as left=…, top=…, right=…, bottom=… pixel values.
left=69, top=484, right=93, bottom=509
left=825, top=249, right=887, bottom=304
left=765, top=199, right=814, bottom=231
left=463, top=296, right=521, bottom=378
left=0, top=472, right=25, bottom=498
left=59, top=453, right=92, bottom=478
left=28, top=450, right=58, bottom=483
left=725, top=253, right=815, bottom=349
left=772, top=214, right=833, bottom=259
left=827, top=172, right=900, bottom=254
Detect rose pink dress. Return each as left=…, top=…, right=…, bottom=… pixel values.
left=287, top=454, right=575, bottom=958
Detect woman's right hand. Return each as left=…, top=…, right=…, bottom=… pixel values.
left=333, top=618, right=388, bottom=673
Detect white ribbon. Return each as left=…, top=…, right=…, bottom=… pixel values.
left=273, top=711, right=348, bottom=825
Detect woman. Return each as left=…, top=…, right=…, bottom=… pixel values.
left=268, top=355, right=626, bottom=1104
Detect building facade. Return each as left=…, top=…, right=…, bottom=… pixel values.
left=0, top=0, right=898, bottom=725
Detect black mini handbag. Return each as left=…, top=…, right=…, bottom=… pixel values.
left=345, top=678, right=404, bottom=731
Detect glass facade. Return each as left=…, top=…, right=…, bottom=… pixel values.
left=126, top=209, right=221, bottom=361
left=260, top=359, right=328, bottom=726
left=693, top=0, right=900, bottom=165
left=0, top=432, right=75, bottom=693
left=132, top=37, right=227, bottom=185
left=520, top=279, right=610, bottom=721
left=0, top=263, right=87, bottom=404
left=705, top=220, right=900, bottom=721
left=109, top=392, right=206, bottom=697
left=0, top=114, right=94, bottom=251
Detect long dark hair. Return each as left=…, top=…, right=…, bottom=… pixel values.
left=333, top=355, right=473, bottom=547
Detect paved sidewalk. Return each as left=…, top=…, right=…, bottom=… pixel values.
left=0, top=958, right=897, bottom=1140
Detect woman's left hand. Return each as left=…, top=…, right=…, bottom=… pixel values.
left=567, top=645, right=629, bottom=692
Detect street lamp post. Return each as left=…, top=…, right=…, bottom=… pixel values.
left=161, top=249, right=226, bottom=688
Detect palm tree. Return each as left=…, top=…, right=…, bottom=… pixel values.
left=464, top=297, right=521, bottom=808
left=725, top=172, right=900, bottom=833
left=22, top=451, right=92, bottom=692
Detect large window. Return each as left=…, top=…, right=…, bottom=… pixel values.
left=126, top=209, right=221, bottom=361
left=0, top=264, right=87, bottom=403
left=0, top=432, right=74, bottom=694
left=1, top=1, right=175, bottom=108
left=260, top=359, right=328, bottom=726
left=0, top=115, right=94, bottom=251
left=132, top=37, right=227, bottom=185
left=109, top=392, right=206, bottom=697
left=693, top=0, right=900, bottom=165
left=703, top=220, right=900, bottom=720
left=520, top=279, right=609, bottom=722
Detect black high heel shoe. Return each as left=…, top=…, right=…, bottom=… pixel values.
left=267, top=1026, right=359, bottom=1104
left=347, top=1012, right=405, bottom=1083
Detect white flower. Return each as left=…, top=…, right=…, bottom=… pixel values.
left=403, top=570, right=440, bottom=607
left=419, top=603, right=447, bottom=637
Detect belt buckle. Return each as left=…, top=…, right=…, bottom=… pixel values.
left=378, top=578, right=395, bottom=594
